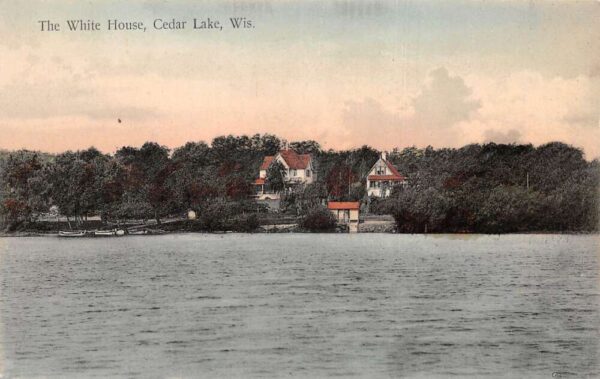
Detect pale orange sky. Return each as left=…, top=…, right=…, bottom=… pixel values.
left=0, top=1, right=599, bottom=158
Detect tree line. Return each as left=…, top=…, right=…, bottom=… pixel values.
left=378, top=143, right=599, bottom=233
left=0, top=134, right=597, bottom=233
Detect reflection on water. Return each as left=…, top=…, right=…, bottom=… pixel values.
left=0, top=234, right=598, bottom=378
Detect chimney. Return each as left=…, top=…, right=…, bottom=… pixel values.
left=381, top=151, right=387, bottom=161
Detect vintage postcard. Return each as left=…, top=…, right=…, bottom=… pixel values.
left=0, top=0, right=598, bottom=378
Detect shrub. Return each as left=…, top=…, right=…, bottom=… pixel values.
left=391, top=187, right=452, bottom=233
left=196, top=201, right=229, bottom=231
left=300, top=206, right=336, bottom=232
left=227, top=213, right=259, bottom=232
left=196, top=201, right=260, bottom=232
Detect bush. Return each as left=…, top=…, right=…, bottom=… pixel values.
left=369, top=197, right=393, bottom=215
left=300, top=206, right=337, bottom=232
left=475, top=186, right=544, bottom=233
left=196, top=201, right=259, bottom=232
left=390, top=187, right=452, bottom=233
left=197, top=203, right=227, bottom=231
left=227, top=213, right=259, bottom=232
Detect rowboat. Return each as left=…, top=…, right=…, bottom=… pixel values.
left=94, top=230, right=116, bottom=237
left=128, top=229, right=148, bottom=235
left=58, top=230, right=86, bottom=237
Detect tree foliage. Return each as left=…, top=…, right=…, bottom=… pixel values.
left=266, top=160, right=286, bottom=193
left=0, top=137, right=597, bottom=233
left=382, top=143, right=599, bottom=233
left=300, top=206, right=337, bottom=232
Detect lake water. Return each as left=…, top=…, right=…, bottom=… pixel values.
left=0, top=234, right=598, bottom=378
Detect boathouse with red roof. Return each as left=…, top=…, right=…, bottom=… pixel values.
left=327, top=201, right=360, bottom=233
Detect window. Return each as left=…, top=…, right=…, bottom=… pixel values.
left=291, top=169, right=297, bottom=176
left=306, top=169, right=311, bottom=177
left=376, top=165, right=385, bottom=175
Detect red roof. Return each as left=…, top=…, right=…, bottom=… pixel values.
left=279, top=150, right=311, bottom=169
left=385, top=160, right=403, bottom=178
left=327, top=202, right=360, bottom=210
left=253, top=178, right=266, bottom=185
left=367, top=158, right=405, bottom=181
left=259, top=156, right=274, bottom=170
left=259, top=150, right=311, bottom=170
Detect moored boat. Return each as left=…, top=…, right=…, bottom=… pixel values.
left=58, top=230, right=86, bottom=237
left=94, top=230, right=116, bottom=237
left=128, top=229, right=148, bottom=235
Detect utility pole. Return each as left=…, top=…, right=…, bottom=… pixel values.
left=347, top=157, right=351, bottom=197
left=526, top=172, right=529, bottom=190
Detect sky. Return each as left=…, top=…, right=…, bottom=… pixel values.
left=0, top=0, right=598, bottom=158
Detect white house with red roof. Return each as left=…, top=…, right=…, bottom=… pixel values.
left=254, top=149, right=315, bottom=199
left=366, top=152, right=406, bottom=198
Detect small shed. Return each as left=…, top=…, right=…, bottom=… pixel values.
left=327, top=202, right=360, bottom=233
left=187, top=210, right=197, bottom=220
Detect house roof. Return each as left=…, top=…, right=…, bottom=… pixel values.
left=259, top=150, right=311, bottom=170
left=259, top=156, right=274, bottom=170
left=253, top=178, right=266, bottom=185
left=279, top=150, right=311, bottom=169
left=368, top=157, right=405, bottom=181
left=384, top=160, right=403, bottom=178
left=327, top=201, right=360, bottom=210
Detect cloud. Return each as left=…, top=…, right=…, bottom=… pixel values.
left=0, top=80, right=160, bottom=121
left=0, top=46, right=161, bottom=121
left=412, top=67, right=481, bottom=128
left=562, top=77, right=599, bottom=128
left=563, top=112, right=598, bottom=128
left=342, top=97, right=400, bottom=139
left=341, top=67, right=480, bottom=148
left=458, top=71, right=600, bottom=158
left=339, top=68, right=600, bottom=158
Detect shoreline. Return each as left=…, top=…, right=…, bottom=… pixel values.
left=1, top=230, right=598, bottom=238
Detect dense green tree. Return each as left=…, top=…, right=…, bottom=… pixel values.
left=115, top=142, right=174, bottom=224
left=0, top=151, right=46, bottom=225
left=300, top=205, right=337, bottom=232
left=297, top=182, right=327, bottom=212
left=289, top=140, right=322, bottom=155
left=266, top=160, right=286, bottom=193
left=390, top=187, right=453, bottom=233
left=382, top=142, right=598, bottom=233
left=326, top=161, right=357, bottom=200
left=251, top=133, right=284, bottom=156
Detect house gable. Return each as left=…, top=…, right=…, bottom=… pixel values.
left=368, top=158, right=389, bottom=176
left=367, top=158, right=404, bottom=181
left=365, top=153, right=406, bottom=198
left=274, top=154, right=290, bottom=169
